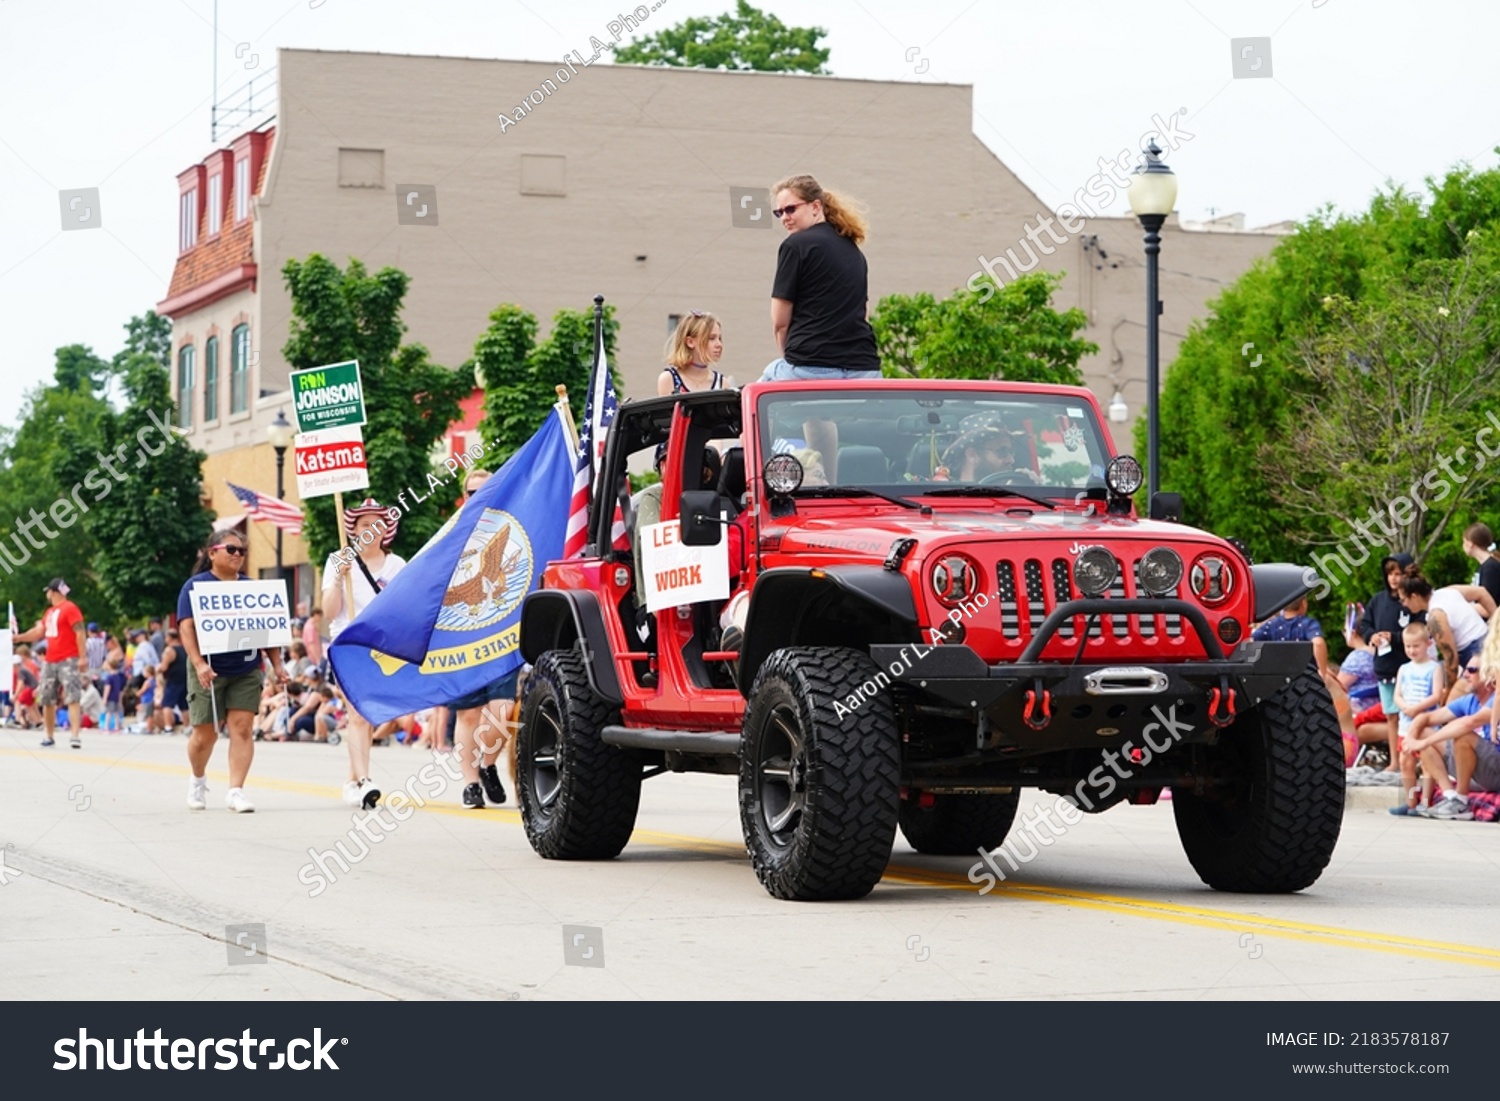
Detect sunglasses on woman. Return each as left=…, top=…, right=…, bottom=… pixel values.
left=213, top=544, right=246, bottom=556
left=772, top=202, right=810, bottom=218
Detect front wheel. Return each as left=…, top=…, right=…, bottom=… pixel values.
left=517, top=649, right=641, bottom=860
left=1173, top=666, right=1343, bottom=892
left=739, top=647, right=901, bottom=901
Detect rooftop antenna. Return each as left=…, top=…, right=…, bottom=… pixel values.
left=211, top=0, right=218, bottom=142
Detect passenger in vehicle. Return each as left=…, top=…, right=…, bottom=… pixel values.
left=761, top=174, right=882, bottom=482
left=658, top=310, right=734, bottom=395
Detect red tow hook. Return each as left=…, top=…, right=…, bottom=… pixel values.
left=1023, top=685, right=1053, bottom=730
left=1207, top=680, right=1238, bottom=728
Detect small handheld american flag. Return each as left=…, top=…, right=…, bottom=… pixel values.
left=563, top=320, right=621, bottom=558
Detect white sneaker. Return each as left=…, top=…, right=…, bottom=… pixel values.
left=357, top=778, right=381, bottom=809
left=342, top=780, right=361, bottom=807
left=187, top=776, right=208, bottom=810
left=226, top=787, right=255, bottom=813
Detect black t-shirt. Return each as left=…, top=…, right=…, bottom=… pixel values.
left=1477, top=557, right=1500, bottom=607
left=772, top=222, right=880, bottom=371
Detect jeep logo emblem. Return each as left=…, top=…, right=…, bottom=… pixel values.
left=1068, top=541, right=1090, bottom=555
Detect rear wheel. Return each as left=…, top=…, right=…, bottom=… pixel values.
left=517, top=649, right=641, bottom=860
left=739, top=647, right=901, bottom=901
left=899, top=792, right=1021, bottom=856
left=1173, top=666, right=1343, bottom=892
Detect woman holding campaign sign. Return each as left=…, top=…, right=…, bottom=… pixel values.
left=322, top=498, right=407, bottom=810
left=178, top=531, right=290, bottom=813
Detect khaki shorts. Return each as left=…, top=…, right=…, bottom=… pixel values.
left=188, top=666, right=264, bottom=726
left=38, top=660, right=84, bottom=706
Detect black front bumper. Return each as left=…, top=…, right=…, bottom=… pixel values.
left=870, top=598, right=1312, bottom=751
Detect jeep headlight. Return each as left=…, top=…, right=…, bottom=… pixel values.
left=1138, top=547, right=1184, bottom=596
left=1189, top=553, right=1235, bottom=606
left=1073, top=546, right=1117, bottom=597
left=931, top=554, right=982, bottom=607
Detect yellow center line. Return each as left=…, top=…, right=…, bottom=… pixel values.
left=9, top=746, right=1500, bottom=969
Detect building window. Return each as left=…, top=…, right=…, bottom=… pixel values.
left=207, top=174, right=222, bottom=236
left=235, top=156, right=250, bottom=222
left=338, top=148, right=385, bottom=188
left=231, top=324, right=250, bottom=415
left=520, top=154, right=566, bottom=196
left=177, top=345, right=195, bottom=429
left=179, top=190, right=197, bottom=251
left=203, top=336, right=219, bottom=423
left=667, top=314, right=681, bottom=334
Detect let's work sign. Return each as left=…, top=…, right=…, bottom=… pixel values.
left=289, top=360, right=366, bottom=433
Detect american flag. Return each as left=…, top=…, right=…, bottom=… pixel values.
left=564, top=327, right=620, bottom=558
left=227, top=481, right=305, bottom=535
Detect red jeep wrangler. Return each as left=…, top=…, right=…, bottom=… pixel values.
left=516, top=380, right=1343, bottom=901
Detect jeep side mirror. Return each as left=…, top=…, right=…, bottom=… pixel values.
left=1149, top=492, right=1183, bottom=522
left=679, top=490, right=727, bottom=546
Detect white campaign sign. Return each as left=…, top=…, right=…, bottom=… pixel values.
left=640, top=520, right=731, bottom=613
left=190, top=580, right=293, bottom=654
left=294, top=424, right=370, bottom=500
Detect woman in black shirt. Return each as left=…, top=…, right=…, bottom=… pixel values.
left=1462, top=522, right=1500, bottom=607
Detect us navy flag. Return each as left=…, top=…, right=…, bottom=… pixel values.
left=328, top=409, right=574, bottom=723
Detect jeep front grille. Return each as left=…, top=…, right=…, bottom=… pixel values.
left=994, top=555, right=1185, bottom=649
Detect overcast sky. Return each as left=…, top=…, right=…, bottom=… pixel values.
left=2, top=0, right=1496, bottom=430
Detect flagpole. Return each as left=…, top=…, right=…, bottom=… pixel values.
left=554, top=384, right=579, bottom=454
left=334, top=490, right=355, bottom=615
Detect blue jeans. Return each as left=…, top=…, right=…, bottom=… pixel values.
left=760, top=358, right=882, bottom=382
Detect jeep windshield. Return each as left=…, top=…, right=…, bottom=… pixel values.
left=757, top=388, right=1111, bottom=499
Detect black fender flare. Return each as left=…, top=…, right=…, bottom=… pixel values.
left=519, top=589, right=623, bottom=706
left=739, top=566, right=920, bottom=695
left=1251, top=563, right=1318, bottom=623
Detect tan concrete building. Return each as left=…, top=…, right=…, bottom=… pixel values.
left=160, top=48, right=1289, bottom=582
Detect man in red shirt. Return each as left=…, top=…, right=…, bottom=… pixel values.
left=14, top=578, right=89, bottom=747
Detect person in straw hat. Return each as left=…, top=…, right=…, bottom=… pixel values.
left=322, top=498, right=408, bottom=809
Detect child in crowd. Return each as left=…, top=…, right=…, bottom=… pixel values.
left=101, top=657, right=127, bottom=732
left=1393, top=622, right=1449, bottom=815
left=137, top=665, right=157, bottom=733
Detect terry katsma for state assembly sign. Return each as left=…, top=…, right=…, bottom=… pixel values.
left=639, top=520, right=730, bottom=614
left=190, top=580, right=293, bottom=654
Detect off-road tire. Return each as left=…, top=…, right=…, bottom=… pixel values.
left=517, top=649, right=641, bottom=860
left=739, top=647, right=901, bottom=901
left=1172, top=665, right=1343, bottom=892
left=898, top=791, right=1021, bottom=856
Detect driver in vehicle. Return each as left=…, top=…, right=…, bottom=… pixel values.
left=938, top=425, right=1016, bottom=482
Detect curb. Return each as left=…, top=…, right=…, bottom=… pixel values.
left=1345, top=784, right=1404, bottom=813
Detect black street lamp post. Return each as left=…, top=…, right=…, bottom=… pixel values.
left=1127, top=140, right=1178, bottom=502
left=267, top=410, right=295, bottom=581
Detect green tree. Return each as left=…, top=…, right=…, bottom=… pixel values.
left=871, top=273, right=1096, bottom=384
left=1154, top=160, right=1500, bottom=617
left=476, top=302, right=620, bottom=463
left=281, top=255, right=472, bottom=563
left=0, top=346, right=115, bottom=630
left=55, top=312, right=214, bottom=621
left=612, top=1, right=830, bottom=73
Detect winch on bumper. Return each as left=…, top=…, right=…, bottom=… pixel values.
left=871, top=597, right=1313, bottom=752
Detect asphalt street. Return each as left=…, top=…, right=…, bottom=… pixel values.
left=3, top=728, right=1499, bottom=1001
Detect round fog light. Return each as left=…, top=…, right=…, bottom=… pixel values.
left=1106, top=455, right=1144, bottom=497
left=1074, top=546, right=1118, bottom=597
left=764, top=453, right=805, bottom=495
left=1138, top=547, right=1184, bottom=595
left=1217, top=617, right=1242, bottom=644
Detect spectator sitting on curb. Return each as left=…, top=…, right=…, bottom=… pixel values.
left=1391, top=621, right=1449, bottom=816
left=1337, top=628, right=1380, bottom=712
left=1396, top=568, right=1494, bottom=688
left=1252, top=595, right=1329, bottom=677
left=1392, top=653, right=1497, bottom=821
